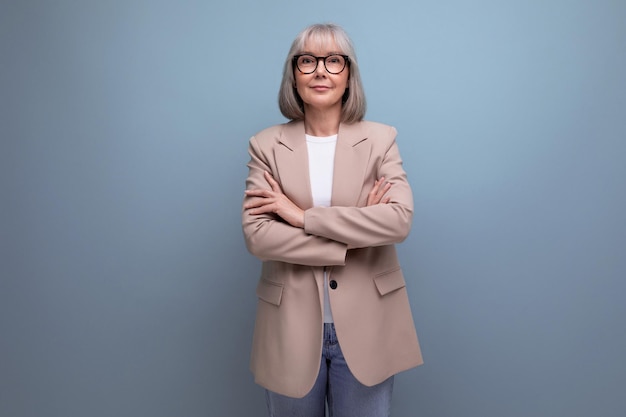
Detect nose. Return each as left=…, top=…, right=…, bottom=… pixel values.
left=314, top=57, right=328, bottom=76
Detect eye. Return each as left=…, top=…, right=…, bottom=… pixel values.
left=299, top=55, right=315, bottom=65
left=327, top=56, right=341, bottom=64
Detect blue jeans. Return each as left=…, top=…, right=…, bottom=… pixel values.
left=265, top=323, right=394, bottom=417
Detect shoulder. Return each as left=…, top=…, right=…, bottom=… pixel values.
left=252, top=123, right=286, bottom=141
left=357, top=120, right=398, bottom=148
left=252, top=120, right=304, bottom=141
left=249, top=120, right=304, bottom=150
left=353, top=120, right=398, bottom=139
left=248, top=124, right=283, bottom=150
left=360, top=120, right=395, bottom=132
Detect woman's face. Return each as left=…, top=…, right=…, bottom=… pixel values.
left=294, top=38, right=349, bottom=116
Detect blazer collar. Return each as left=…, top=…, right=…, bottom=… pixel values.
left=279, top=120, right=368, bottom=149
left=276, top=120, right=370, bottom=209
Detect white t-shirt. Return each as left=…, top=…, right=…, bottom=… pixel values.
left=306, top=134, right=337, bottom=323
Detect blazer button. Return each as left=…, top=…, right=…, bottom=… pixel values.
left=329, top=280, right=338, bottom=290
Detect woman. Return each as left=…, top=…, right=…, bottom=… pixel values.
left=242, top=23, right=422, bottom=417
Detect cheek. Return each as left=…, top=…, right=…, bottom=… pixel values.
left=294, top=76, right=307, bottom=91
left=339, top=76, right=349, bottom=91
left=338, top=72, right=349, bottom=88
left=295, top=71, right=311, bottom=83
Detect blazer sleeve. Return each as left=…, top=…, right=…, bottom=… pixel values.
left=304, top=134, right=414, bottom=249
left=242, top=135, right=348, bottom=266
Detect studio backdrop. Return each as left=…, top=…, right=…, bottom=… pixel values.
left=1, top=1, right=625, bottom=416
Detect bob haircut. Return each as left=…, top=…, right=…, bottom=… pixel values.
left=278, top=23, right=366, bottom=124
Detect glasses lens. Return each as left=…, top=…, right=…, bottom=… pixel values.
left=325, top=55, right=346, bottom=74
left=297, top=55, right=317, bottom=73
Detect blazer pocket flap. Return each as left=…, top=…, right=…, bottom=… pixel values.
left=256, top=278, right=284, bottom=306
left=374, top=267, right=406, bottom=296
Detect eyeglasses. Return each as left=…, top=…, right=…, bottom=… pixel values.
left=293, top=54, right=350, bottom=74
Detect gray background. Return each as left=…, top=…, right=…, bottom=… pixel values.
left=1, top=0, right=625, bottom=416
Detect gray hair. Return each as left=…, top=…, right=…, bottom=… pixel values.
left=278, top=23, right=366, bottom=123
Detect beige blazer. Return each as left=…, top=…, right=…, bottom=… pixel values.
left=242, top=120, right=423, bottom=398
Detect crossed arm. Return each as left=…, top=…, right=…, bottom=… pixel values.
left=244, top=171, right=392, bottom=228
left=242, top=131, right=412, bottom=265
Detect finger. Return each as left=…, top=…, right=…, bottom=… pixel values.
left=373, top=181, right=391, bottom=200
left=379, top=182, right=392, bottom=196
left=245, top=189, right=272, bottom=197
left=244, top=197, right=274, bottom=209
left=248, top=203, right=275, bottom=214
left=368, top=179, right=382, bottom=198
left=264, top=171, right=282, bottom=193
left=369, top=181, right=393, bottom=206
left=373, top=177, right=384, bottom=189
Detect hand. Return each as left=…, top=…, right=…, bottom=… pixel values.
left=244, top=171, right=305, bottom=228
left=366, top=177, right=392, bottom=206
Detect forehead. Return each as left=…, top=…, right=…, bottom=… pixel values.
left=300, top=33, right=342, bottom=54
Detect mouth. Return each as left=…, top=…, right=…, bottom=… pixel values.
left=311, top=85, right=331, bottom=91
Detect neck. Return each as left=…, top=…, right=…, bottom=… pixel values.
left=303, top=105, right=341, bottom=137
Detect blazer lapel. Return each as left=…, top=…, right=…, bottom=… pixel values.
left=274, top=121, right=369, bottom=210
left=332, top=122, right=370, bottom=207
left=275, top=121, right=314, bottom=210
